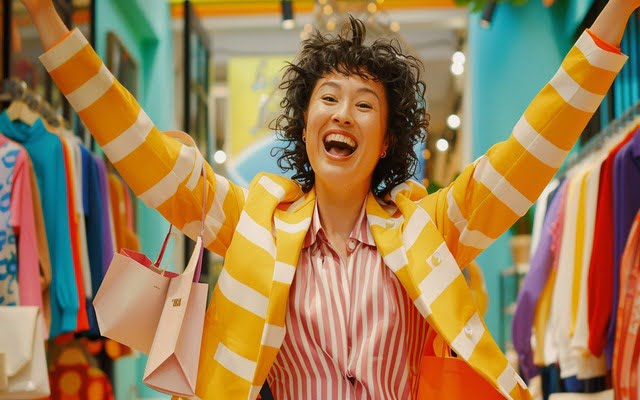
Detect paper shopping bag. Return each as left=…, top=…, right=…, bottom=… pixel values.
left=92, top=248, right=177, bottom=354
left=143, top=237, right=208, bottom=397
left=0, top=306, right=50, bottom=399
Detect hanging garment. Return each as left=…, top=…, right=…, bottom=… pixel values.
left=80, top=148, right=104, bottom=298
left=549, top=170, right=586, bottom=378
left=0, top=114, right=79, bottom=338
left=613, top=210, right=640, bottom=399
left=93, top=157, right=115, bottom=277
left=26, top=155, right=52, bottom=337
left=59, top=137, right=89, bottom=332
left=570, top=164, right=606, bottom=379
left=535, top=184, right=570, bottom=369
left=513, top=179, right=568, bottom=380
left=0, top=135, right=41, bottom=313
left=587, top=131, right=634, bottom=358
left=608, top=128, right=640, bottom=367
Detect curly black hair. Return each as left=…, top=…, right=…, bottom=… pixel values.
left=271, top=16, right=429, bottom=198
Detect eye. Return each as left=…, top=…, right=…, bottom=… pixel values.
left=322, top=95, right=337, bottom=102
left=357, top=102, right=372, bottom=109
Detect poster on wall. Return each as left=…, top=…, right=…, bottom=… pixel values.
left=226, top=56, right=295, bottom=186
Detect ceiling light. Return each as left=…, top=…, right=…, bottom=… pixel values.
left=436, top=138, right=449, bottom=152
left=214, top=150, right=227, bottom=164
left=447, top=114, right=461, bottom=129
left=281, top=0, right=295, bottom=30
left=451, top=63, right=464, bottom=76
left=480, top=1, right=497, bottom=29
left=452, top=51, right=466, bottom=65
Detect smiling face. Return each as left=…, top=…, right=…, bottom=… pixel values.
left=304, top=72, right=389, bottom=192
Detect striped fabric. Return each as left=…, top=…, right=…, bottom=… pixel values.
left=40, top=29, right=627, bottom=400
left=267, top=202, right=429, bottom=399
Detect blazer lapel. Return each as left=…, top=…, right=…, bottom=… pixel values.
left=251, top=185, right=315, bottom=387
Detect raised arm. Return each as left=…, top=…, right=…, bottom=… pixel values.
left=421, top=0, right=636, bottom=269
left=590, top=0, right=639, bottom=47
left=20, top=0, right=69, bottom=50
left=20, top=0, right=247, bottom=256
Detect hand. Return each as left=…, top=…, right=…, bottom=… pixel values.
left=591, top=0, right=639, bottom=48
left=17, top=0, right=68, bottom=51
left=19, top=0, right=53, bottom=15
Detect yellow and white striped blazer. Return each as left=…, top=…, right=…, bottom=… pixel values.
left=41, top=29, right=626, bottom=400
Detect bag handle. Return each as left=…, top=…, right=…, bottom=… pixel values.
left=152, top=131, right=208, bottom=283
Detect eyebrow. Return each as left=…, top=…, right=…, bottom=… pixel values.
left=318, top=81, right=381, bottom=101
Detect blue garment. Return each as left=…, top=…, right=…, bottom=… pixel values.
left=541, top=364, right=561, bottom=400
left=80, top=145, right=104, bottom=337
left=561, top=376, right=585, bottom=392
left=80, top=146, right=104, bottom=297
left=608, top=128, right=640, bottom=367
left=0, top=112, right=79, bottom=337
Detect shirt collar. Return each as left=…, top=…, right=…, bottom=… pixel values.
left=302, top=198, right=375, bottom=250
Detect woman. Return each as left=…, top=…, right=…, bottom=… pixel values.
left=19, top=0, right=639, bottom=398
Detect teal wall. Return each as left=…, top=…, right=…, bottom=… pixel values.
left=467, top=0, right=575, bottom=345
left=94, top=0, right=175, bottom=398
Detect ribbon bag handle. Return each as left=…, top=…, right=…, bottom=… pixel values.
left=152, top=130, right=208, bottom=283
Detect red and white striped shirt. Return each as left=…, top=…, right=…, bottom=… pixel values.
left=267, top=201, right=430, bottom=399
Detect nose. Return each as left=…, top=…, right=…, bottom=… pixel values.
left=332, top=104, right=353, bottom=126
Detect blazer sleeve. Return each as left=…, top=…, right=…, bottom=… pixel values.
left=39, top=29, right=246, bottom=257
left=421, top=30, right=627, bottom=269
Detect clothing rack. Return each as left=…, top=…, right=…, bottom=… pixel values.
left=1, top=78, right=66, bottom=128
left=560, top=100, right=640, bottom=174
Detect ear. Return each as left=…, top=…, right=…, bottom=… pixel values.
left=383, top=136, right=390, bottom=154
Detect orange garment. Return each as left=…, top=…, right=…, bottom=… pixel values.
left=60, top=140, right=89, bottom=332
left=108, top=174, right=127, bottom=250
left=27, top=156, right=52, bottom=334
left=122, top=181, right=140, bottom=251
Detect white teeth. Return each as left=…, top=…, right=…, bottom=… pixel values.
left=324, top=133, right=357, bottom=149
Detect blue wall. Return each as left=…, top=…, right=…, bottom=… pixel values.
left=468, top=0, right=571, bottom=344
left=94, top=0, right=175, bottom=398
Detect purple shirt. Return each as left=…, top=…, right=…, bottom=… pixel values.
left=94, top=156, right=115, bottom=275
left=608, top=128, right=640, bottom=367
left=512, top=180, right=568, bottom=380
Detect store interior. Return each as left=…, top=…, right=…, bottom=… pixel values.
left=2, top=0, right=640, bottom=399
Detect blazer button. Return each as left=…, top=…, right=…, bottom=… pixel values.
left=385, top=221, right=394, bottom=229
left=431, top=252, right=442, bottom=267
left=464, top=325, right=473, bottom=338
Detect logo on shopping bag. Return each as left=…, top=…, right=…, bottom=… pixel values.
left=172, top=298, right=182, bottom=307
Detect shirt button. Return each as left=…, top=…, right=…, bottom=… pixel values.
left=385, top=221, right=394, bottom=229
left=348, top=240, right=357, bottom=251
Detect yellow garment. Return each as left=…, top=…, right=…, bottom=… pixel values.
left=570, top=170, right=590, bottom=335
left=533, top=268, right=556, bottom=366
left=41, top=28, right=627, bottom=400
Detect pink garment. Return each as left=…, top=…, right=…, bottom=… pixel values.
left=267, top=202, right=429, bottom=399
left=2, top=136, right=43, bottom=312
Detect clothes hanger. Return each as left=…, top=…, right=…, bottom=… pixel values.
left=5, top=83, right=40, bottom=127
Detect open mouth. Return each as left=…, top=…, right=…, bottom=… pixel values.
left=323, top=133, right=358, bottom=158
